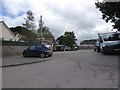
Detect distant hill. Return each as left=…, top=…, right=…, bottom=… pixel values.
left=80, top=39, right=97, bottom=45
left=10, top=26, right=38, bottom=42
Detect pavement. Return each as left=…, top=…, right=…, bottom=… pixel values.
left=2, top=55, right=51, bottom=67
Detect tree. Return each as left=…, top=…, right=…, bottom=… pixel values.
left=95, top=1, right=120, bottom=31
left=42, top=26, right=52, bottom=38
left=37, top=16, right=52, bottom=43
left=56, top=31, right=77, bottom=49
left=23, top=10, right=36, bottom=32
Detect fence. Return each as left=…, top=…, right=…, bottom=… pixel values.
left=2, top=41, right=38, bottom=46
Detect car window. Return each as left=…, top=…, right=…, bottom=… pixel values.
left=36, top=45, right=42, bottom=49
left=103, top=33, right=120, bottom=41
left=45, top=44, right=52, bottom=49
left=29, top=46, right=36, bottom=50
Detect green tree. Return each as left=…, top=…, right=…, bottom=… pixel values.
left=56, top=31, right=77, bottom=48
left=95, top=1, right=120, bottom=31
left=22, top=10, right=36, bottom=32
left=37, top=16, right=52, bottom=42
left=37, top=25, right=52, bottom=39
left=42, top=26, right=52, bottom=38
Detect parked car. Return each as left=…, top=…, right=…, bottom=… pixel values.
left=56, top=45, right=65, bottom=51
left=98, top=32, right=120, bottom=55
left=22, top=44, right=53, bottom=58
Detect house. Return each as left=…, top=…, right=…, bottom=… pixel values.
left=0, top=21, right=20, bottom=41
left=44, top=36, right=57, bottom=51
left=12, top=31, right=27, bottom=42
left=38, top=36, right=57, bottom=51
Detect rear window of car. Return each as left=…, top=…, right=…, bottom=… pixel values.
left=29, top=45, right=36, bottom=49
left=45, top=44, right=52, bottom=49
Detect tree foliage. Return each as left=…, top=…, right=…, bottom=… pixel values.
left=37, top=16, right=52, bottom=40
left=42, top=26, right=52, bottom=38
left=95, top=1, right=120, bottom=31
left=56, top=31, right=77, bottom=48
left=37, top=26, right=52, bottom=38
left=22, top=10, right=36, bottom=32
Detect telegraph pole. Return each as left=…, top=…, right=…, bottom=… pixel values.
left=39, top=15, right=43, bottom=44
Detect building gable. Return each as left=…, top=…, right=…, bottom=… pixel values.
left=0, top=21, right=15, bottom=41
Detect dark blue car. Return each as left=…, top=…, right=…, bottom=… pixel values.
left=22, top=44, right=53, bottom=58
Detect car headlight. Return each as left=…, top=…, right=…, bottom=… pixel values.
left=103, top=43, right=111, bottom=47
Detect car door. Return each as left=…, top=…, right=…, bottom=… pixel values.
left=35, top=45, right=43, bottom=56
left=28, top=45, right=38, bottom=56
left=99, top=36, right=103, bottom=50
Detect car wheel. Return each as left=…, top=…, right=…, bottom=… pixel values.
left=97, top=48, right=100, bottom=52
left=23, top=52, right=27, bottom=57
left=49, top=54, right=52, bottom=57
left=102, top=48, right=107, bottom=55
left=40, top=53, right=45, bottom=58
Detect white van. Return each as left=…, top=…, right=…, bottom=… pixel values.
left=98, top=32, right=120, bottom=55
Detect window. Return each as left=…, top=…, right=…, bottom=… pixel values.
left=103, top=33, right=120, bottom=41
left=45, top=44, right=52, bottom=49
left=36, top=45, right=42, bottom=49
left=29, top=46, right=36, bottom=50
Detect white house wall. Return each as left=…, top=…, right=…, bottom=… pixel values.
left=0, top=23, right=2, bottom=40
left=13, top=34, right=20, bottom=41
left=0, top=22, right=15, bottom=41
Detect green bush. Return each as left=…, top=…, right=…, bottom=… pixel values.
left=2, top=41, right=38, bottom=46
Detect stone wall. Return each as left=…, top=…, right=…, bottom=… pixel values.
left=79, top=45, right=94, bottom=50
left=2, top=45, right=95, bottom=57
left=2, top=46, right=28, bottom=57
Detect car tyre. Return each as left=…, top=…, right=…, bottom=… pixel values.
left=23, top=52, right=27, bottom=57
left=97, top=48, right=100, bottom=52
left=94, top=48, right=96, bottom=51
left=40, top=52, right=45, bottom=58
left=49, top=54, right=52, bottom=57
left=102, top=48, right=107, bottom=55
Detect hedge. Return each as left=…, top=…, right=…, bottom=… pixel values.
left=2, top=41, right=38, bottom=46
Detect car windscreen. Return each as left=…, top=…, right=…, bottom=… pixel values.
left=103, top=33, right=120, bottom=41
left=45, top=44, right=52, bottom=49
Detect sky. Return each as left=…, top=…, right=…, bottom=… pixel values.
left=0, top=0, right=115, bottom=45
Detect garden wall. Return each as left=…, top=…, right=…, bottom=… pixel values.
left=2, top=46, right=28, bottom=57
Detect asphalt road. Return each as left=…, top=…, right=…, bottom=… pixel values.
left=2, top=50, right=119, bottom=88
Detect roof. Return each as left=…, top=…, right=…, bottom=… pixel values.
left=0, top=21, right=15, bottom=37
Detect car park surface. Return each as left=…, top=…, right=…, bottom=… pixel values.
left=3, top=50, right=119, bottom=88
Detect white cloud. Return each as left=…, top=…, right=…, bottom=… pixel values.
left=2, top=0, right=28, bottom=16
left=1, top=0, right=113, bottom=45
left=1, top=15, right=26, bottom=27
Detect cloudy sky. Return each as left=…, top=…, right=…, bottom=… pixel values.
left=0, top=0, right=114, bottom=44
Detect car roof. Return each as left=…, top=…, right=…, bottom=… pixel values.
left=99, top=32, right=118, bottom=35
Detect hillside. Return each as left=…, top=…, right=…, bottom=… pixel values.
left=80, top=39, right=97, bottom=45
left=10, top=26, right=38, bottom=42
